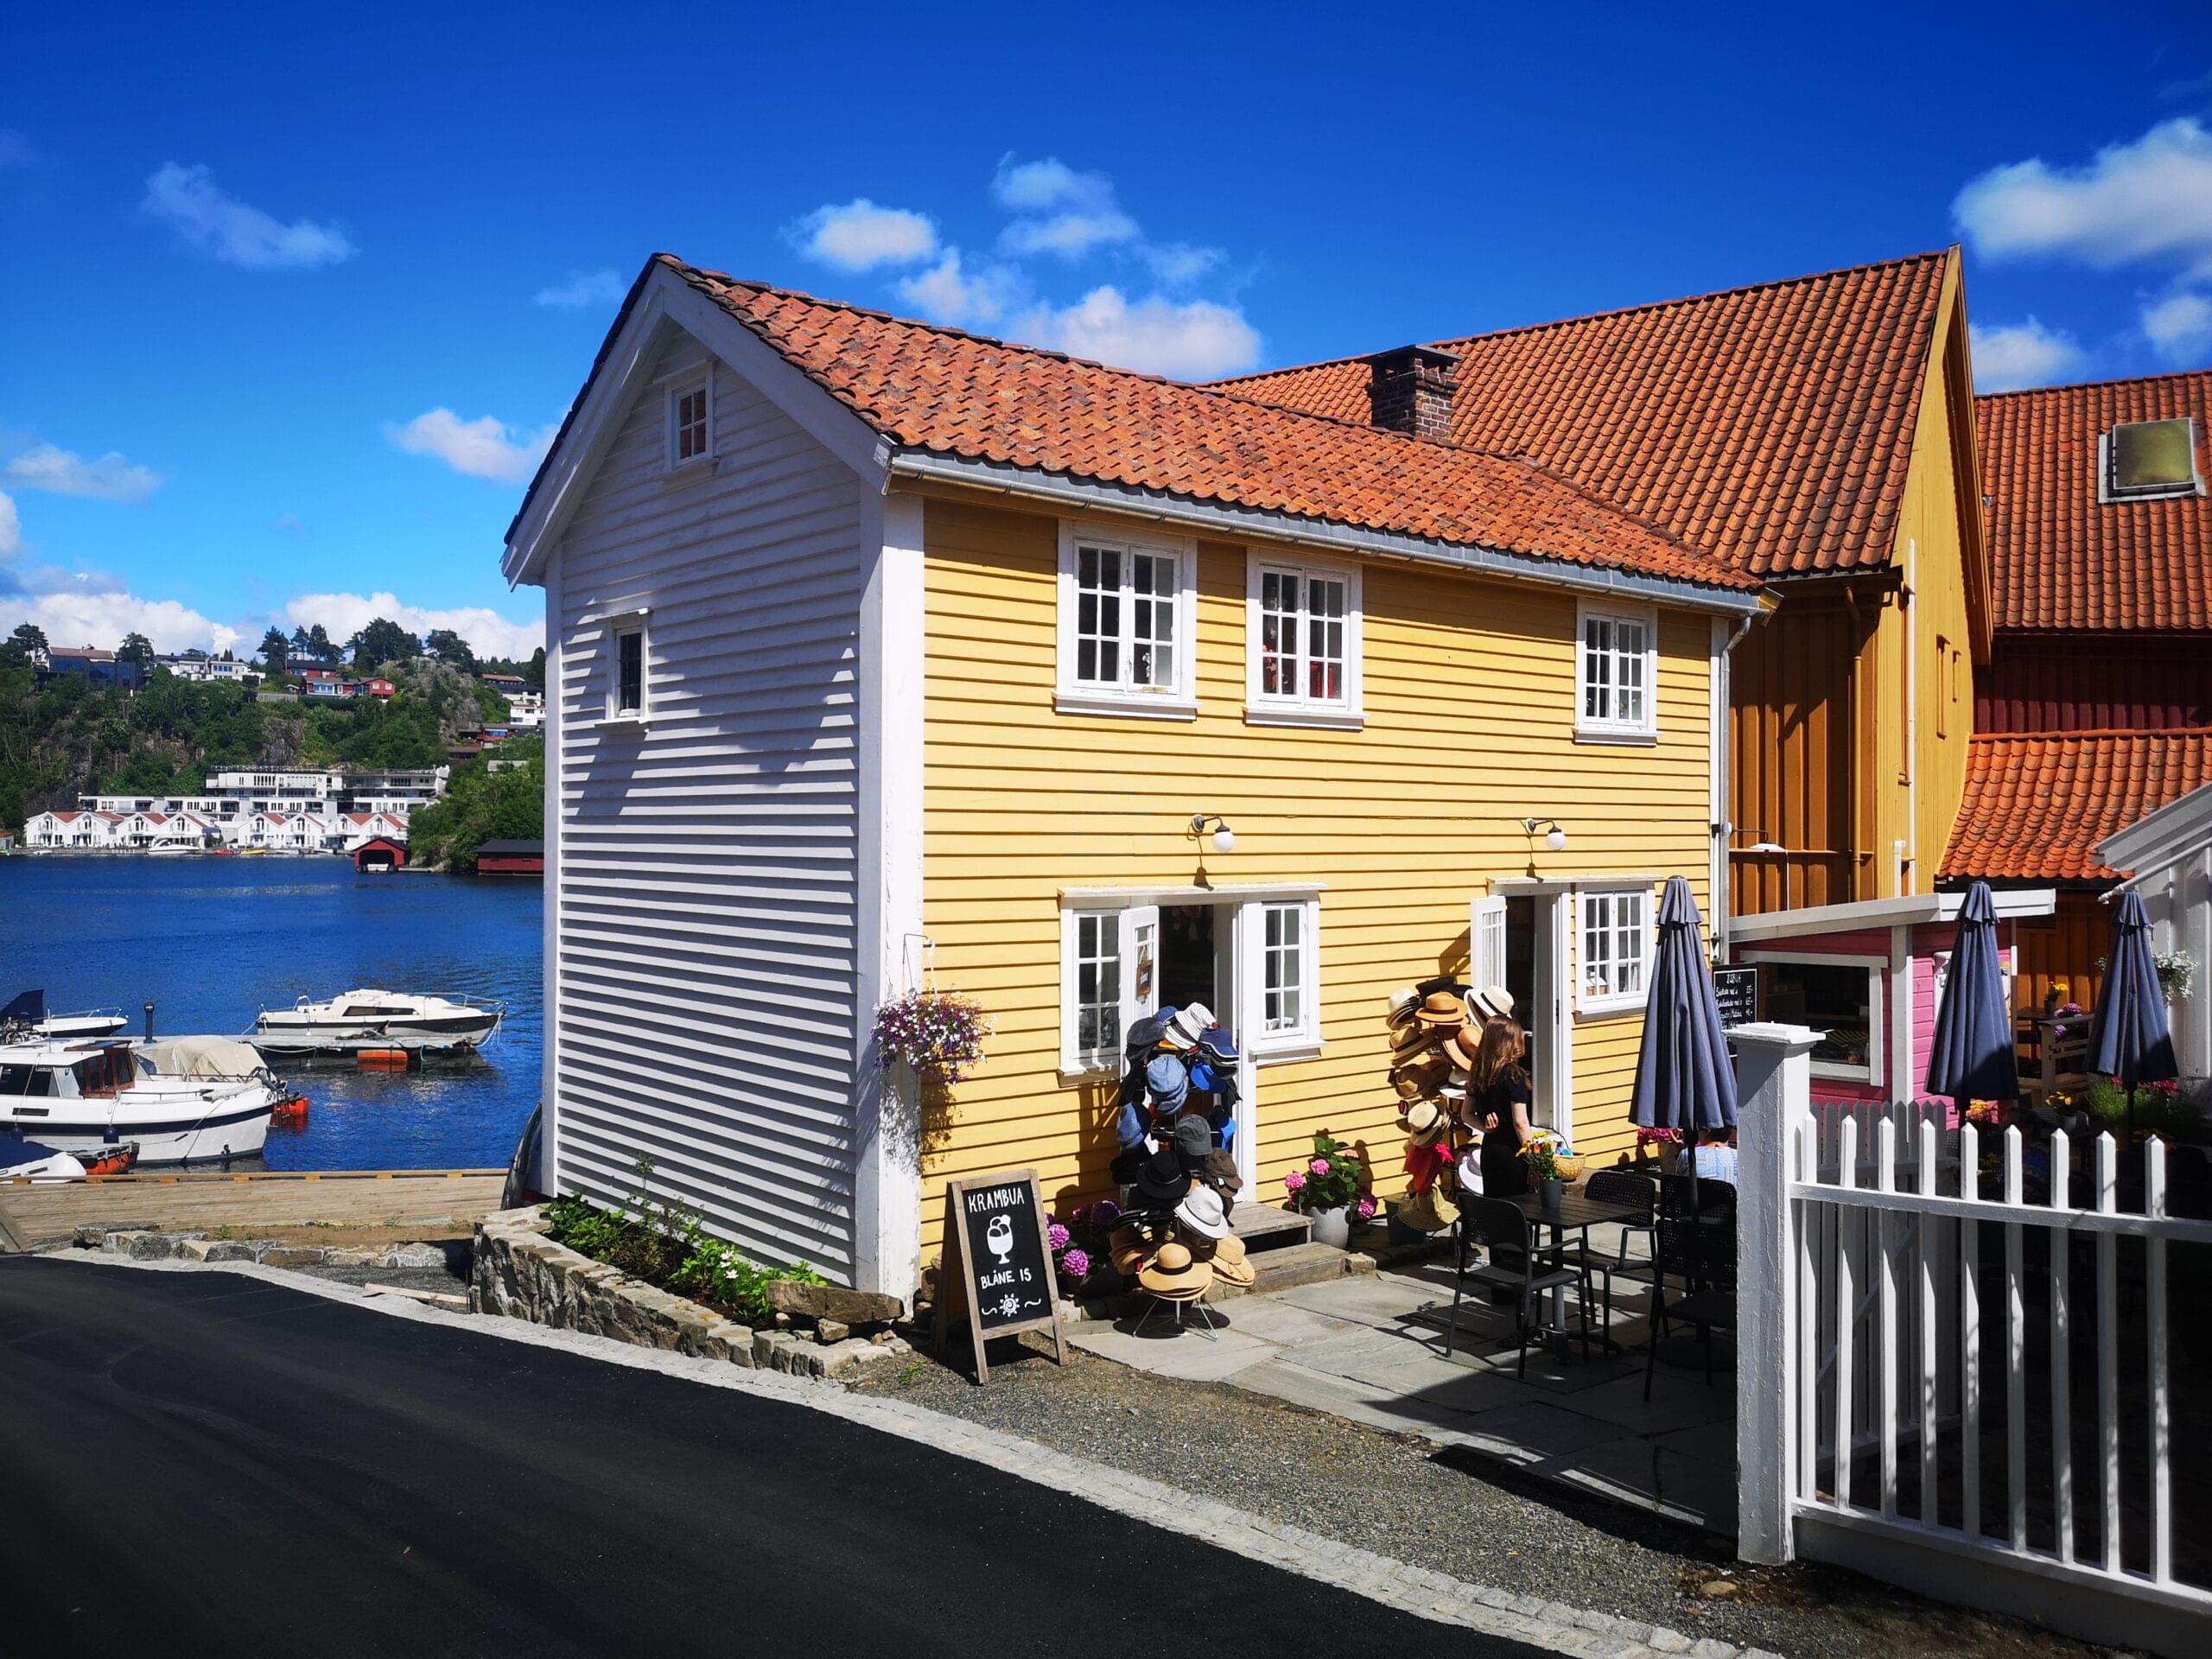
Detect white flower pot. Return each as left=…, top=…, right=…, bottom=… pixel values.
left=1307, top=1205, right=1351, bottom=1249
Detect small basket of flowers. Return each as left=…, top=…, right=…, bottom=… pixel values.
left=872, top=988, right=992, bottom=1086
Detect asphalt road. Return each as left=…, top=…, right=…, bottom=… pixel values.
left=0, top=1260, right=1550, bottom=1657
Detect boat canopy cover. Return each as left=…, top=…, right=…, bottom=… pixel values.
left=137, top=1035, right=267, bottom=1079
left=2, top=990, right=45, bottom=1024
left=1, top=1132, right=70, bottom=1168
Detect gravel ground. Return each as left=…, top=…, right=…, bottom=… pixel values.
left=852, top=1331, right=2134, bottom=1659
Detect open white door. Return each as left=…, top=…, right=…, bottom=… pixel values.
left=1470, top=893, right=1508, bottom=989
left=1533, top=892, right=1573, bottom=1140
left=1223, top=901, right=1261, bottom=1198
left=1119, top=905, right=1160, bottom=1042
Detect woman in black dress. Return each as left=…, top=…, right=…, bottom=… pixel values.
left=1471, top=1018, right=1534, bottom=1198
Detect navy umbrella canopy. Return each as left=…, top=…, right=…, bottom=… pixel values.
left=1924, top=881, right=2019, bottom=1105
left=2089, top=889, right=2179, bottom=1138
left=1632, top=876, right=1738, bottom=1135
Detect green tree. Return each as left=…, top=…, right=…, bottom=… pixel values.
left=347, top=617, right=421, bottom=671
left=527, top=645, right=546, bottom=690
left=424, top=627, right=478, bottom=674
left=258, top=626, right=291, bottom=673
left=118, top=632, right=156, bottom=671
left=3, top=622, right=49, bottom=666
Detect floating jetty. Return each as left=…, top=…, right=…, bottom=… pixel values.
left=0, top=1167, right=506, bottom=1254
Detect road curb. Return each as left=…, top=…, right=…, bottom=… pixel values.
left=61, top=1252, right=1774, bottom=1659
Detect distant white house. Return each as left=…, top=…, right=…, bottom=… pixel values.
left=2101, top=781, right=2212, bottom=1083
left=340, top=810, right=409, bottom=850
left=25, top=810, right=128, bottom=849
left=506, top=690, right=545, bottom=729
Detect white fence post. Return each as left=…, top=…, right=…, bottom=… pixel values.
left=1732, top=1021, right=1825, bottom=1565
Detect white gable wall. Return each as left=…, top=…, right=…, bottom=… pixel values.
left=545, top=325, right=874, bottom=1282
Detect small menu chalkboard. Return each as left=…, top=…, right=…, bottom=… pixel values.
left=931, top=1170, right=1066, bottom=1383
left=1713, top=963, right=1762, bottom=1030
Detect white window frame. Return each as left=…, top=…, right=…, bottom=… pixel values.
left=598, top=607, right=651, bottom=727
left=1243, top=550, right=1363, bottom=728
left=1251, top=897, right=1321, bottom=1056
left=1576, top=885, right=1653, bottom=1015
left=1058, top=904, right=1160, bottom=1075
left=1738, top=949, right=1886, bottom=1085
left=665, top=369, right=713, bottom=473
left=1575, top=601, right=1659, bottom=743
left=2097, top=417, right=2202, bottom=503
left=1054, top=521, right=1198, bottom=719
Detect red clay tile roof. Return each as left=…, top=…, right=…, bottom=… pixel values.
left=639, top=259, right=1758, bottom=594
left=1941, top=728, right=2212, bottom=882
left=1220, top=252, right=1956, bottom=581
left=1974, top=371, right=2212, bottom=633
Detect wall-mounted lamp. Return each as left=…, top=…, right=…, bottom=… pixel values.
left=1191, top=813, right=1236, bottom=855
left=1521, top=817, right=1567, bottom=854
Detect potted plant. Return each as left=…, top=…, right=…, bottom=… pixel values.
left=1522, top=1135, right=1566, bottom=1215
left=871, top=988, right=991, bottom=1086
left=1282, top=1132, right=1366, bottom=1249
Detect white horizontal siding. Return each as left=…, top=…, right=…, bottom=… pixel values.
left=551, top=332, right=868, bottom=1280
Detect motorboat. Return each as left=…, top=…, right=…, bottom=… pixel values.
left=1, top=990, right=130, bottom=1042
left=252, top=989, right=504, bottom=1055
left=0, top=1036, right=276, bottom=1165
left=0, top=1134, right=87, bottom=1183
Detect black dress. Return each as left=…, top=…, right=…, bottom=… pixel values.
left=1475, top=1072, right=1534, bottom=1198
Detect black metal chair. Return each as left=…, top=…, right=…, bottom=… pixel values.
left=1643, top=1209, right=1737, bottom=1399
left=1445, top=1197, right=1585, bottom=1374
left=1582, top=1167, right=1658, bottom=1273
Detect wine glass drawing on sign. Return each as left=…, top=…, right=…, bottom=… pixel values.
left=985, top=1212, right=1014, bottom=1264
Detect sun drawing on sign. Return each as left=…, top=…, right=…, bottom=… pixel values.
left=996, top=1294, right=1023, bottom=1319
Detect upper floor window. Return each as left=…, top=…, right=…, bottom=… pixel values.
left=1246, top=554, right=1363, bottom=727
left=1055, top=524, right=1198, bottom=718
left=1577, top=602, right=1657, bottom=741
left=668, top=373, right=712, bottom=469
left=1578, top=886, right=1651, bottom=1014
left=2101, top=417, right=2200, bottom=502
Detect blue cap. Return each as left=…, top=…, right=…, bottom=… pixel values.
left=1146, top=1052, right=1189, bottom=1111
left=1197, top=1027, right=1240, bottom=1065
left=1188, top=1058, right=1220, bottom=1094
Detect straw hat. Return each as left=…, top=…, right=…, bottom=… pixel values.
left=1139, top=1239, right=1213, bottom=1297
left=1166, top=1002, right=1217, bottom=1047
left=1211, top=1232, right=1249, bottom=1268
left=1391, top=1020, right=1443, bottom=1056
left=1414, top=990, right=1468, bottom=1028
left=1469, top=984, right=1516, bottom=1022
left=1385, top=986, right=1421, bottom=1026
left=1391, top=1046, right=1453, bottom=1100
left=1400, top=1100, right=1450, bottom=1144
left=1208, top=1246, right=1255, bottom=1288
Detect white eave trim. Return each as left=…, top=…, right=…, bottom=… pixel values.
left=1058, top=881, right=1325, bottom=906
left=2098, top=777, right=2212, bottom=874
left=887, top=449, right=1771, bottom=617
left=1728, top=887, right=2058, bottom=943
left=503, top=264, right=890, bottom=588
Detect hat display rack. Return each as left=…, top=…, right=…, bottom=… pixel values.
left=1383, top=976, right=1516, bottom=1236
left=1104, top=1035, right=1252, bottom=1334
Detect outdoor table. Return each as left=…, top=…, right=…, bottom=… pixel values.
left=1504, top=1187, right=1642, bottom=1356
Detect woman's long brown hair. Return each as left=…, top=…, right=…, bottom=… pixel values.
left=1470, top=1017, right=1528, bottom=1093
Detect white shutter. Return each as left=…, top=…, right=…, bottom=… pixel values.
left=1121, top=905, right=1160, bottom=1040
left=1470, top=894, right=1508, bottom=988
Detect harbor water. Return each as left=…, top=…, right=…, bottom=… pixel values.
left=0, top=855, right=541, bottom=1170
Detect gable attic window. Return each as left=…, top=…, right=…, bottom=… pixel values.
left=2102, top=417, right=2199, bottom=501
left=667, top=372, right=712, bottom=470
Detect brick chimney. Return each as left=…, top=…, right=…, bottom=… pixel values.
left=1363, top=345, right=1460, bottom=442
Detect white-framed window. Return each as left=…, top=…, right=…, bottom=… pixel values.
left=1576, top=601, right=1657, bottom=741
left=1058, top=905, right=1160, bottom=1074
left=1750, top=953, right=1885, bottom=1084
left=667, top=372, right=712, bottom=470
left=1259, top=899, right=1316, bottom=1042
left=600, top=608, right=651, bottom=724
left=1245, top=552, right=1363, bottom=727
left=1055, top=523, right=1198, bottom=718
left=1577, top=886, right=1651, bottom=1014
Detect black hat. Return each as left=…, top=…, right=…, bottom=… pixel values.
left=1109, top=1145, right=1147, bottom=1187
left=1172, top=1114, right=1213, bottom=1172
left=1125, top=1007, right=1176, bottom=1055
left=1135, top=1147, right=1192, bottom=1207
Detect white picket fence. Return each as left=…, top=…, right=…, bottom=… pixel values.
left=1735, top=1027, right=2212, bottom=1656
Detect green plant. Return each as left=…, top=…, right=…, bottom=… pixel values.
left=1522, top=1135, right=1563, bottom=1183
left=1281, top=1132, right=1364, bottom=1212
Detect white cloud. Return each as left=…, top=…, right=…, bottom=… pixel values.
left=1955, top=118, right=2212, bottom=278
left=536, top=268, right=626, bottom=308
left=0, top=491, right=16, bottom=557
left=895, top=250, right=1024, bottom=329
left=1141, top=242, right=1226, bottom=287
left=1970, top=318, right=2089, bottom=391
left=385, top=409, right=556, bottom=485
left=3, top=442, right=164, bottom=503
left=793, top=199, right=938, bottom=270
left=141, top=162, right=355, bottom=270
left=0, top=583, right=240, bottom=656
left=282, top=591, right=543, bottom=661
left=2143, top=289, right=2212, bottom=359
left=993, top=155, right=1139, bottom=259
left=1011, top=287, right=1262, bottom=379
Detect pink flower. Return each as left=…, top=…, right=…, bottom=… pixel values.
left=1356, top=1196, right=1377, bottom=1219
left=1060, top=1248, right=1090, bottom=1280
left=1284, top=1170, right=1307, bottom=1193
left=1308, top=1158, right=1331, bottom=1176
left=1046, top=1223, right=1071, bottom=1251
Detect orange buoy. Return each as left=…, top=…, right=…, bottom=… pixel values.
left=270, top=1093, right=310, bottom=1126
left=356, top=1049, right=413, bottom=1071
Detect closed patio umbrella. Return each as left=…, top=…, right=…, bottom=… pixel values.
left=1924, top=881, right=2019, bottom=1108
left=1632, top=877, right=1738, bottom=1178
left=2088, top=888, right=2179, bottom=1144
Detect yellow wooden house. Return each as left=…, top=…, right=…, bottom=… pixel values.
left=506, top=257, right=1773, bottom=1294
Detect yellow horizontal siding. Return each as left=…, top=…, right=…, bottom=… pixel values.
left=915, top=495, right=1714, bottom=1259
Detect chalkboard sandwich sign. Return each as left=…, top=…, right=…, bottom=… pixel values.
left=931, top=1169, right=1068, bottom=1383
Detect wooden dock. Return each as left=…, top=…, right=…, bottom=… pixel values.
left=0, top=1169, right=508, bottom=1252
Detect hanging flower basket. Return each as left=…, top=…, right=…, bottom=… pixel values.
left=873, top=989, right=991, bottom=1085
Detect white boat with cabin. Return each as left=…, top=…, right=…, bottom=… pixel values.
left=252, top=989, right=504, bottom=1055
left=2, top=990, right=130, bottom=1042
left=0, top=1037, right=277, bottom=1165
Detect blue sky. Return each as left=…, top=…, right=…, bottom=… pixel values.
left=4, top=1, right=2209, bottom=658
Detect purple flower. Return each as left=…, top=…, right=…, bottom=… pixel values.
left=1284, top=1170, right=1306, bottom=1193
left=1356, top=1196, right=1377, bottom=1219
left=1092, top=1198, right=1121, bottom=1227
left=1070, top=1205, right=1091, bottom=1225
left=1060, top=1248, right=1090, bottom=1281
left=1046, top=1223, right=1071, bottom=1251
left=1308, top=1157, right=1332, bottom=1176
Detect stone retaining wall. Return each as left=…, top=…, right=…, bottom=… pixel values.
left=73, top=1226, right=459, bottom=1270
left=470, top=1206, right=906, bottom=1381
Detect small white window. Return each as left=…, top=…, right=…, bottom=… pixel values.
left=1055, top=524, right=1197, bottom=717
left=1245, top=553, right=1362, bottom=727
left=1058, top=904, right=1160, bottom=1073
left=1576, top=602, right=1657, bottom=741
left=602, top=610, right=650, bottom=723
left=1755, top=956, right=1886, bottom=1084
left=667, top=373, right=712, bottom=469
left=1578, top=887, right=1651, bottom=1013
left=1247, top=896, right=1321, bottom=1054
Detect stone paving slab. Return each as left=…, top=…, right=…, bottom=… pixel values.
left=1067, top=1325, right=1279, bottom=1383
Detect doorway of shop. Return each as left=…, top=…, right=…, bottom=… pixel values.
left=1157, top=902, right=1257, bottom=1194
left=1488, top=892, right=1572, bottom=1141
